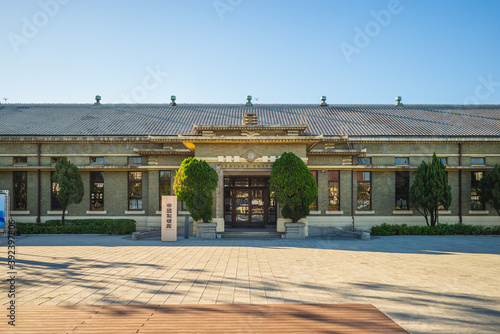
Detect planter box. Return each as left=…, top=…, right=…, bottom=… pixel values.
left=196, top=222, right=217, bottom=239
left=285, top=222, right=306, bottom=239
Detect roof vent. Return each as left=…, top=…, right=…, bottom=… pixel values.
left=395, top=96, right=404, bottom=107
left=170, top=95, right=177, bottom=106
left=93, top=95, right=101, bottom=106
left=242, top=113, right=258, bottom=125
left=245, top=95, right=253, bottom=107
left=320, top=96, right=328, bottom=107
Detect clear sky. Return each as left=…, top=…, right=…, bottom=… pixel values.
left=1, top=0, right=499, bottom=105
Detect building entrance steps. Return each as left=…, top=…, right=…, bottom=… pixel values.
left=221, top=227, right=283, bottom=238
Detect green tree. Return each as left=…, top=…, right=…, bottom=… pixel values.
left=52, top=157, right=84, bottom=225
left=173, top=157, right=218, bottom=223
left=269, top=152, right=317, bottom=223
left=409, top=152, right=452, bottom=226
left=478, top=164, right=500, bottom=215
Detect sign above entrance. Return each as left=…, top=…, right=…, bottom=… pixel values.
left=219, top=163, right=273, bottom=169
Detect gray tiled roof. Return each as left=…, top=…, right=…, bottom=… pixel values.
left=1, top=104, right=499, bottom=137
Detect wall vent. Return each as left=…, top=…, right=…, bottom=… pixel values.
left=242, top=113, right=258, bottom=125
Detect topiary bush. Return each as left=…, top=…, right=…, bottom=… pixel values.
left=173, top=157, right=218, bottom=223
left=16, top=219, right=136, bottom=235
left=269, top=152, right=318, bottom=223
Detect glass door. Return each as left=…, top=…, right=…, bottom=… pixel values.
left=223, top=176, right=275, bottom=228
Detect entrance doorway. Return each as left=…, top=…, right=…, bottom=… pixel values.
left=224, top=176, right=276, bottom=228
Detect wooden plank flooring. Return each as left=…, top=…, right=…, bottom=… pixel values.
left=9, top=304, right=408, bottom=333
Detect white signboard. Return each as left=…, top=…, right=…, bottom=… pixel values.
left=0, top=190, right=9, bottom=233
left=161, top=196, right=177, bottom=242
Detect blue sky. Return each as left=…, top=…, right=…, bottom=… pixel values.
left=1, top=0, right=499, bottom=104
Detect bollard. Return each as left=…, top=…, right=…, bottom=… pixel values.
left=184, top=216, right=189, bottom=239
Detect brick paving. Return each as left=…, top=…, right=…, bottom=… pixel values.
left=1, top=234, right=500, bottom=333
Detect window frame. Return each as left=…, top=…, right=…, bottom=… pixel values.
left=13, top=157, right=28, bottom=165
left=357, top=157, right=371, bottom=165
left=471, top=171, right=485, bottom=211
left=328, top=170, right=340, bottom=211
left=13, top=171, right=27, bottom=210
left=159, top=170, right=172, bottom=209
left=437, top=157, right=447, bottom=165
left=357, top=171, right=371, bottom=211
left=395, top=157, right=409, bottom=165
left=128, top=156, right=142, bottom=165
left=90, top=157, right=104, bottom=165
left=90, top=171, right=104, bottom=211
left=128, top=171, right=143, bottom=210
left=471, top=157, right=485, bottom=165
left=309, top=170, right=318, bottom=211
left=395, top=171, right=410, bottom=210
left=50, top=171, right=63, bottom=210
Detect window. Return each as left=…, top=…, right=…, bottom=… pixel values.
left=437, top=157, right=447, bottom=165
left=51, top=171, right=62, bottom=210
left=395, top=171, right=410, bottom=210
left=328, top=171, right=340, bottom=211
left=357, top=172, right=371, bottom=210
left=90, top=157, right=104, bottom=165
left=128, top=157, right=142, bottom=165
left=395, top=157, right=409, bottom=165
left=309, top=170, right=318, bottom=211
left=128, top=172, right=142, bottom=210
left=13, top=171, right=27, bottom=210
left=471, top=157, right=485, bottom=165
left=471, top=172, right=485, bottom=210
left=159, top=171, right=171, bottom=208
left=357, top=157, right=371, bottom=165
left=90, top=172, right=104, bottom=211
left=51, top=157, right=60, bottom=165
left=13, top=157, right=28, bottom=165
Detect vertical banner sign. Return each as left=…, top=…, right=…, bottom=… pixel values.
left=0, top=190, right=9, bottom=233
left=161, top=196, right=177, bottom=242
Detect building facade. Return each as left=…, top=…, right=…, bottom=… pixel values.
left=1, top=97, right=499, bottom=235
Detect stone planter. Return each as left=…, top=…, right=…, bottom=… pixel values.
left=196, top=222, right=217, bottom=239
left=285, top=222, right=306, bottom=239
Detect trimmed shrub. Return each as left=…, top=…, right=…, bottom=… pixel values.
left=173, top=157, right=218, bottom=223
left=16, top=219, right=136, bottom=235
left=270, top=152, right=318, bottom=223
left=371, top=223, right=500, bottom=236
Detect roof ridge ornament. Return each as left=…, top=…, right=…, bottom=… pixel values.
left=93, top=95, right=101, bottom=106
left=245, top=95, right=253, bottom=107
left=321, top=96, right=328, bottom=107
left=396, top=96, right=404, bottom=107
left=170, top=95, right=177, bottom=106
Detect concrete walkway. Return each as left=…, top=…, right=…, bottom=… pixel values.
left=1, top=234, right=500, bottom=333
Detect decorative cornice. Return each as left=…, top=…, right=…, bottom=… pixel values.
left=346, top=136, right=500, bottom=143
left=177, top=135, right=323, bottom=143
left=193, top=124, right=308, bottom=133
left=0, top=135, right=159, bottom=144
left=308, top=149, right=367, bottom=156
left=133, top=148, right=193, bottom=155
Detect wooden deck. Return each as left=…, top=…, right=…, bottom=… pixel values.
left=10, top=304, right=408, bottom=333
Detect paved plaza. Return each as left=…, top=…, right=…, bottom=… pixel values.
left=1, top=234, right=500, bottom=333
